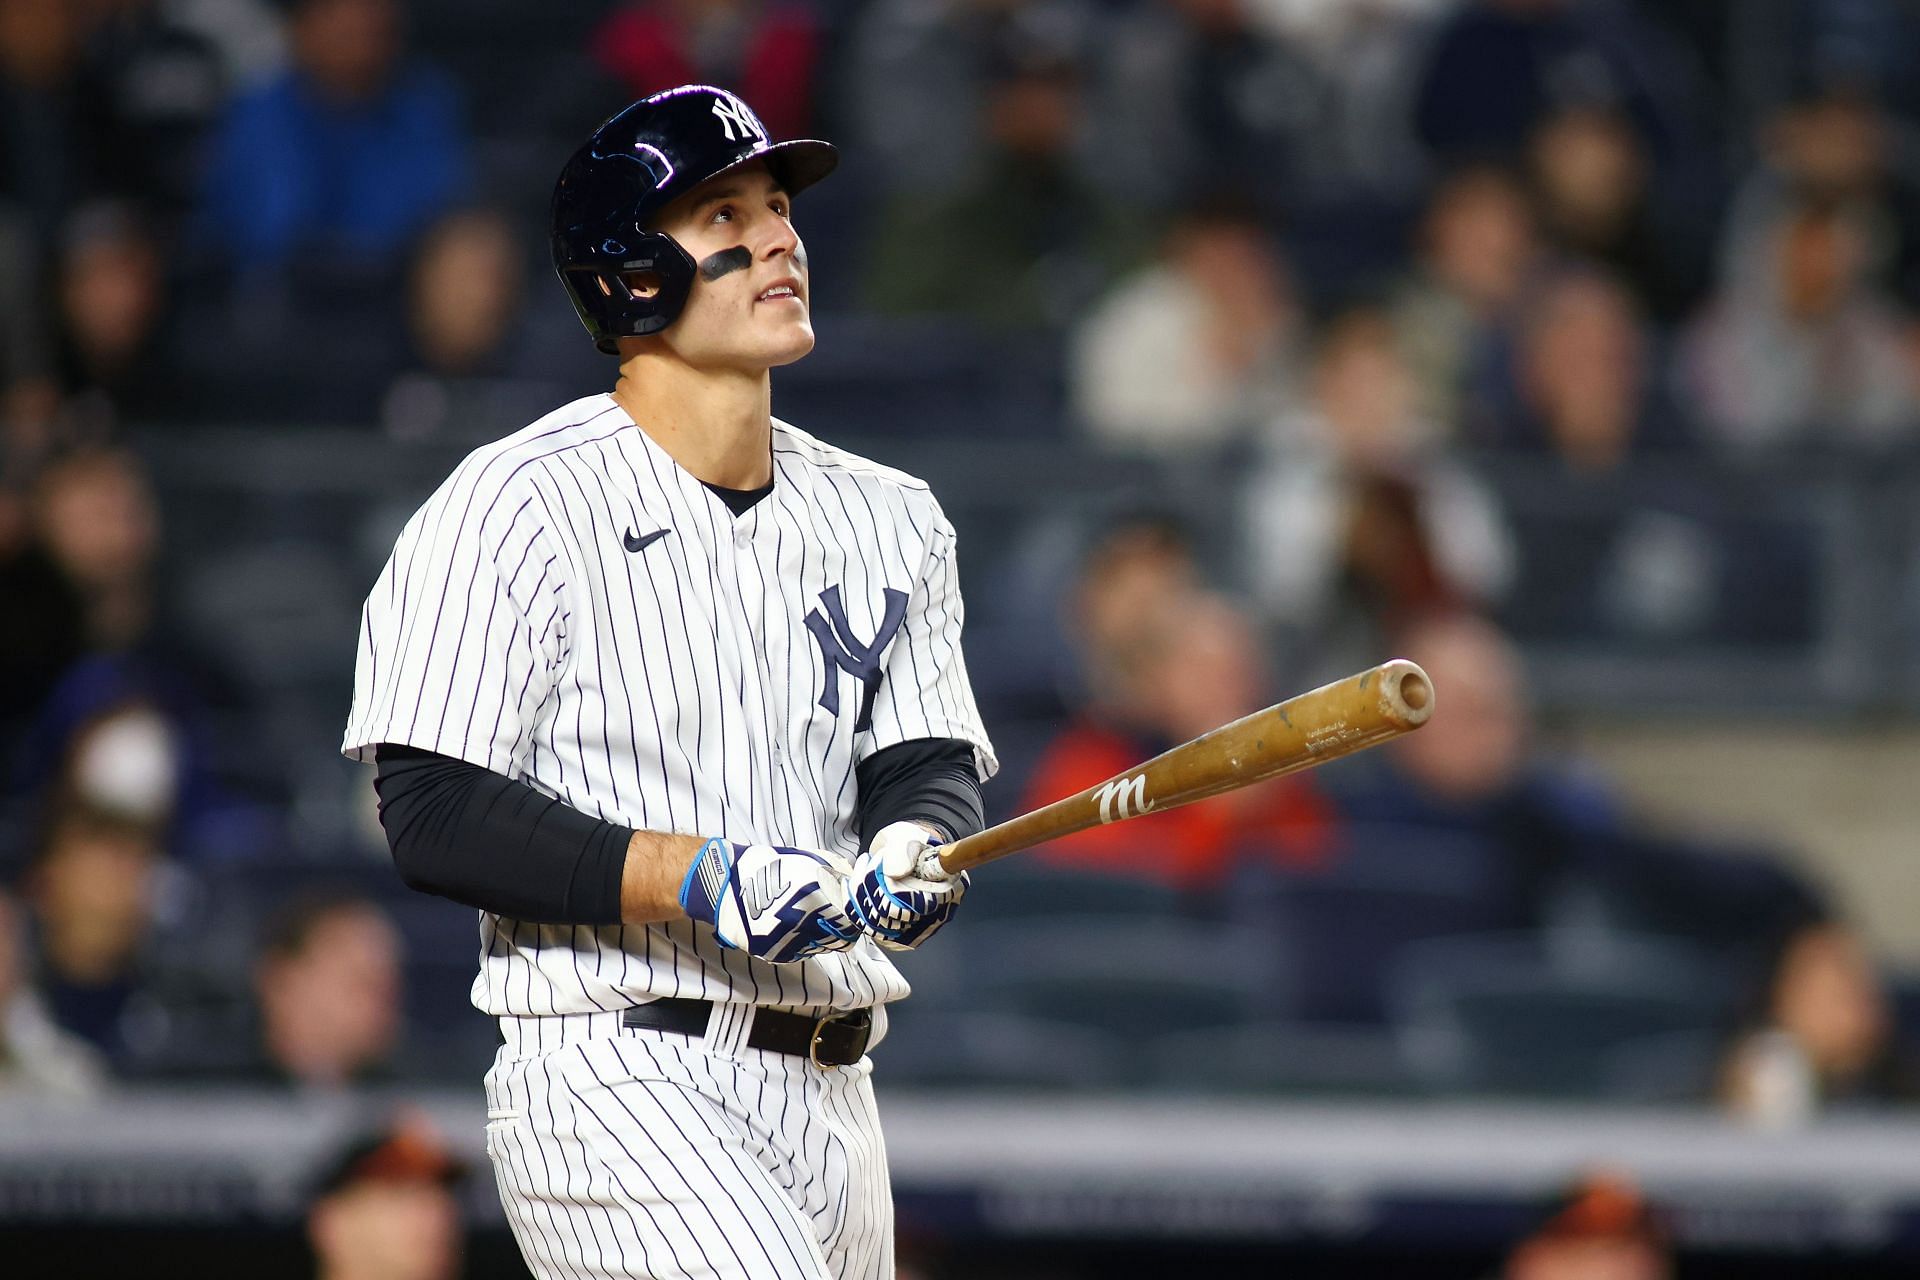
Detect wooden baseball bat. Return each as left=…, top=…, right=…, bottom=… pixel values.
left=920, top=658, right=1433, bottom=881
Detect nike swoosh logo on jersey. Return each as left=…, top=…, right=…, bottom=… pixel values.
left=624, top=527, right=670, bottom=553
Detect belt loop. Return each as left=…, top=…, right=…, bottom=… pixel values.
left=704, top=1001, right=753, bottom=1058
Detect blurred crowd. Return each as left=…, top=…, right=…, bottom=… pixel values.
left=0, top=0, right=1912, bottom=455
left=1, top=0, right=1918, bottom=1146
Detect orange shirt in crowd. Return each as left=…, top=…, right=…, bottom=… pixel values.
left=1020, top=720, right=1341, bottom=891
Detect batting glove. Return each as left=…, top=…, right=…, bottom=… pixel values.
left=679, top=838, right=862, bottom=963
left=847, top=821, right=970, bottom=952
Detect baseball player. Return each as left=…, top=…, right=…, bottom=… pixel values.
left=342, top=85, right=997, bottom=1280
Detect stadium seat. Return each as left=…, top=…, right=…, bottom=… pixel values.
left=878, top=1006, right=1130, bottom=1090
left=1384, top=931, right=1736, bottom=1100
left=936, top=919, right=1279, bottom=1058
left=1143, top=1021, right=1418, bottom=1097
left=1229, top=827, right=1511, bottom=1024
left=960, top=864, right=1192, bottom=925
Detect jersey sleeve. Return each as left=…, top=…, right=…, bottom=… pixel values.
left=862, top=502, right=999, bottom=782
left=342, top=468, right=569, bottom=776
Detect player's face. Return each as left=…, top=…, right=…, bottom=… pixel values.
left=652, top=161, right=815, bottom=372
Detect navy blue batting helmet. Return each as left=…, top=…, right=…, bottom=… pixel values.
left=551, top=85, right=838, bottom=354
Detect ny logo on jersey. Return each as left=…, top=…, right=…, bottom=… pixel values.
left=805, top=585, right=908, bottom=733
left=711, top=96, right=764, bottom=144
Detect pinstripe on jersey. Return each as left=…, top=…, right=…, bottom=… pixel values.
left=343, top=394, right=997, bottom=1019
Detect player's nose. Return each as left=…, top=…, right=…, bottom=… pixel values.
left=759, top=214, right=801, bottom=263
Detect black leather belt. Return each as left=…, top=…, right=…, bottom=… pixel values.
left=621, top=998, right=873, bottom=1068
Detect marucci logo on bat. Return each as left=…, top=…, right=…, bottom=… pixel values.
left=1094, top=774, right=1155, bottom=824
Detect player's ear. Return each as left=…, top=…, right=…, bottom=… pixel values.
left=618, top=272, right=663, bottom=301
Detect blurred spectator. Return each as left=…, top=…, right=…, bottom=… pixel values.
left=9, top=649, right=272, bottom=868
left=0, top=495, right=86, bottom=745
left=1024, top=518, right=1338, bottom=892
left=170, top=0, right=285, bottom=85
left=82, top=0, right=226, bottom=226
left=0, top=886, right=106, bottom=1098
left=379, top=207, right=554, bottom=440
left=1685, top=196, right=1918, bottom=455
left=243, top=891, right=404, bottom=1089
left=0, top=0, right=119, bottom=242
left=1501, top=1171, right=1672, bottom=1280
left=1719, top=919, right=1920, bottom=1126
left=32, top=694, right=186, bottom=834
left=29, top=445, right=158, bottom=652
left=20, top=803, right=168, bottom=1067
left=1246, top=306, right=1514, bottom=686
left=590, top=1, right=823, bottom=142
left=6, top=447, right=266, bottom=863
left=306, top=1116, right=466, bottom=1280
left=402, top=209, right=523, bottom=381
left=1385, top=613, right=1532, bottom=818
left=0, top=205, right=54, bottom=457
left=864, top=34, right=1142, bottom=331
left=53, top=202, right=183, bottom=433
left=1524, top=103, right=1700, bottom=322
left=1338, top=611, right=1826, bottom=964
left=1093, top=0, right=1324, bottom=214
left=1720, top=85, right=1920, bottom=313
left=847, top=0, right=1098, bottom=199
left=1257, top=0, right=1447, bottom=200
left=196, top=0, right=470, bottom=272
left=1069, top=194, right=1301, bottom=454
left=1482, top=267, right=1679, bottom=469
left=1390, top=164, right=1541, bottom=429
left=1412, top=0, right=1709, bottom=174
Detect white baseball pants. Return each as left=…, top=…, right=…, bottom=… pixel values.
left=484, top=1009, right=894, bottom=1280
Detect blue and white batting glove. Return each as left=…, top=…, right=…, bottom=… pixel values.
left=847, top=821, right=970, bottom=952
left=679, top=838, right=861, bottom=963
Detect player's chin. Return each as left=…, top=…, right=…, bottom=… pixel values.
left=763, top=321, right=817, bottom=368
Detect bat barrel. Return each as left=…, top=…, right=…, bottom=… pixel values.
left=919, top=657, right=1435, bottom=881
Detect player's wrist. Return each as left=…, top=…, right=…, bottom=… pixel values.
left=616, top=830, right=710, bottom=926
left=676, top=836, right=735, bottom=925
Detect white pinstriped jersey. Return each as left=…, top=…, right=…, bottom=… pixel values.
left=343, top=393, right=997, bottom=1018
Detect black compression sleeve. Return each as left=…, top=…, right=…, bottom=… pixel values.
left=853, top=737, right=986, bottom=849
left=372, top=744, right=632, bottom=925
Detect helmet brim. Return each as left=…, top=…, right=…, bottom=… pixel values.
left=754, top=139, right=838, bottom=199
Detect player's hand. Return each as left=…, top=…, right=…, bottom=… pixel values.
left=679, top=838, right=861, bottom=963
left=846, top=821, right=969, bottom=951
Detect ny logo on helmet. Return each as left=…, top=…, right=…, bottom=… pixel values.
left=711, top=96, right=764, bottom=144
left=805, top=585, right=908, bottom=733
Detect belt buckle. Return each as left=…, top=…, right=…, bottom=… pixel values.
left=808, top=1009, right=873, bottom=1069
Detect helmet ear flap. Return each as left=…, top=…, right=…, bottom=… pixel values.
left=561, top=232, right=697, bottom=353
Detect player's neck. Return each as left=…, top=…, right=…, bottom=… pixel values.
left=612, top=358, right=774, bottom=490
